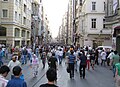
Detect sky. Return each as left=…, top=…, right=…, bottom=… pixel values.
left=43, top=0, right=69, bottom=38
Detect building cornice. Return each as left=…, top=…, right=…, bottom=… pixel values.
left=0, top=22, right=31, bottom=30
left=84, top=12, right=105, bottom=15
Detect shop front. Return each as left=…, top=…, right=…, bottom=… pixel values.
left=113, top=26, right=120, bottom=53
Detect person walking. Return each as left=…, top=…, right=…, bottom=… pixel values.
left=107, top=50, right=114, bottom=70
left=31, top=54, right=39, bottom=77
left=112, top=51, right=120, bottom=77
left=95, top=49, right=99, bottom=65
left=90, top=53, right=95, bottom=70
left=8, top=55, right=21, bottom=79
left=67, top=50, right=76, bottom=79
left=79, top=51, right=87, bottom=79
left=106, top=49, right=111, bottom=66
left=0, top=47, right=4, bottom=67
left=6, top=66, right=27, bottom=87
left=47, top=51, right=52, bottom=61
left=58, top=49, right=63, bottom=64
left=0, top=65, right=10, bottom=87
left=48, top=53, right=58, bottom=71
left=41, top=52, right=47, bottom=69
left=74, top=49, right=79, bottom=71
left=115, top=62, right=120, bottom=87
left=27, top=47, right=32, bottom=62
left=35, top=46, right=39, bottom=58
left=86, top=52, right=90, bottom=70
left=21, top=47, right=28, bottom=65
left=39, top=68, right=58, bottom=87
left=101, top=50, right=107, bottom=66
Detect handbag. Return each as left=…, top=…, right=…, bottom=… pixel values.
left=66, top=66, right=70, bottom=73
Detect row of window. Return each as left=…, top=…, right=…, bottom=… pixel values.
left=92, top=2, right=105, bottom=11
left=15, top=29, right=30, bottom=38
left=15, top=11, right=27, bottom=24
left=0, top=27, right=30, bottom=38
left=91, top=19, right=105, bottom=29
left=2, top=9, right=30, bottom=25
left=15, top=0, right=31, bottom=14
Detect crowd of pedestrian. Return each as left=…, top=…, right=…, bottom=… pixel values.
left=0, top=44, right=119, bottom=87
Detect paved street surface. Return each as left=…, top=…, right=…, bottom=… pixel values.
left=6, top=59, right=115, bottom=87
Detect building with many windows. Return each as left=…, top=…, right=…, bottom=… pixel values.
left=105, top=0, right=120, bottom=52
left=31, top=0, right=41, bottom=49
left=77, top=0, right=112, bottom=48
left=0, top=0, right=31, bottom=47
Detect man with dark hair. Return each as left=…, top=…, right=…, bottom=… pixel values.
left=112, top=51, right=120, bottom=77
left=6, top=66, right=27, bottom=87
left=8, top=55, right=21, bottom=79
left=48, top=53, right=58, bottom=71
left=67, top=50, right=76, bottom=79
left=79, top=51, right=87, bottom=79
left=40, top=68, right=58, bottom=87
left=0, top=65, right=10, bottom=87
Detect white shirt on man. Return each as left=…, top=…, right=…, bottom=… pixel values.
left=8, top=60, right=21, bottom=71
left=58, top=51, right=63, bottom=56
left=101, top=51, right=107, bottom=60
left=107, top=52, right=114, bottom=60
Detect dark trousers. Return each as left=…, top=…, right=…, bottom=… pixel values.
left=69, top=63, right=74, bottom=78
left=42, top=59, right=46, bottom=68
left=95, top=56, right=99, bottom=65
left=79, top=64, right=86, bottom=78
left=101, top=59, right=106, bottom=66
left=107, top=58, right=110, bottom=66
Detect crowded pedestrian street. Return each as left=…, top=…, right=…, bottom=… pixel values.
left=3, top=55, right=114, bottom=87
left=0, top=0, right=120, bottom=87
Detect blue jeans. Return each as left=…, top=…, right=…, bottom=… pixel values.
left=58, top=56, right=63, bottom=64
left=22, top=55, right=27, bottom=64
left=113, top=65, right=116, bottom=77
left=36, top=52, right=39, bottom=58
left=28, top=53, right=31, bottom=60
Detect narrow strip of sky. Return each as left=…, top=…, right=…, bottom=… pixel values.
left=43, top=0, right=69, bottom=38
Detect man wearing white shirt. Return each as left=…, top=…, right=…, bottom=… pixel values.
left=107, top=50, right=114, bottom=70
left=0, top=65, right=10, bottom=87
left=8, top=56, right=21, bottom=71
left=8, top=55, right=21, bottom=79
left=55, top=49, right=59, bottom=61
left=27, top=47, right=32, bottom=62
